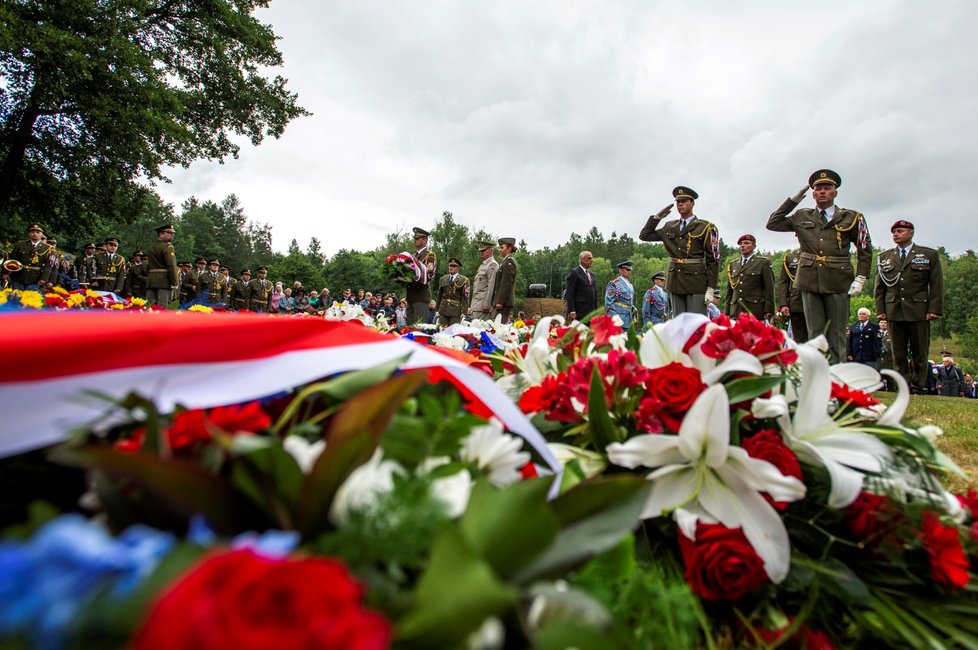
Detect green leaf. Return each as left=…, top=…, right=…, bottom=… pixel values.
left=587, top=365, right=618, bottom=451
left=396, top=527, right=517, bottom=647
left=724, top=375, right=784, bottom=405
left=794, top=556, right=871, bottom=605
left=229, top=442, right=303, bottom=529
left=459, top=479, right=559, bottom=579
left=534, top=622, right=613, bottom=650
left=296, top=371, right=426, bottom=537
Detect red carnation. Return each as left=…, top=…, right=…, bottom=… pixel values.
left=590, top=313, right=623, bottom=348
left=741, top=430, right=802, bottom=510
left=134, top=549, right=390, bottom=650
left=845, top=491, right=904, bottom=550
left=919, top=511, right=970, bottom=589
left=957, top=489, right=978, bottom=520
left=701, top=313, right=797, bottom=366
left=678, top=522, right=768, bottom=601
left=831, top=382, right=879, bottom=409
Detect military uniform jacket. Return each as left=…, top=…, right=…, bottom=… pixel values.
left=436, top=273, right=470, bottom=317
left=874, top=245, right=943, bottom=321
left=639, top=216, right=720, bottom=294
left=406, top=246, right=435, bottom=304
left=198, top=270, right=225, bottom=304
left=724, top=255, right=775, bottom=319
left=642, top=285, right=669, bottom=324
left=248, top=278, right=273, bottom=312
left=125, top=262, right=148, bottom=298
left=230, top=279, right=251, bottom=310
left=766, top=199, right=872, bottom=293
left=775, top=250, right=804, bottom=313
left=470, top=256, right=499, bottom=313
left=9, top=239, right=56, bottom=286
left=74, top=253, right=98, bottom=287
left=95, top=251, right=127, bottom=293
left=146, top=241, right=179, bottom=289
left=182, top=268, right=203, bottom=300
left=491, top=255, right=517, bottom=308
left=604, top=276, right=635, bottom=327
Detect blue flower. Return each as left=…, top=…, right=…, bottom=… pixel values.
left=188, top=515, right=300, bottom=558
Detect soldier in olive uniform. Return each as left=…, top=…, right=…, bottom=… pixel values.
left=605, top=260, right=637, bottom=328
left=468, top=241, right=499, bottom=320
left=125, top=250, right=148, bottom=298
left=95, top=237, right=127, bottom=294
left=230, top=269, right=252, bottom=311
left=177, top=262, right=192, bottom=304
left=639, top=186, right=721, bottom=317
left=199, top=258, right=226, bottom=304
left=767, top=169, right=872, bottom=364
left=723, top=234, right=775, bottom=320
left=248, top=266, right=273, bottom=313
left=875, top=220, right=943, bottom=392
left=3, top=224, right=57, bottom=290
left=776, top=248, right=808, bottom=343
left=183, top=257, right=207, bottom=303
left=146, top=224, right=180, bottom=306
left=405, top=227, right=436, bottom=325
left=436, top=257, right=470, bottom=326
left=491, top=237, right=518, bottom=322
left=74, top=243, right=98, bottom=290
left=219, top=266, right=234, bottom=303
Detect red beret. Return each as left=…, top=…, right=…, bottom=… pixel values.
left=737, top=234, right=756, bottom=244
left=890, top=220, right=914, bottom=232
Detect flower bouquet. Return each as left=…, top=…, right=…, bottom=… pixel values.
left=382, top=252, right=427, bottom=285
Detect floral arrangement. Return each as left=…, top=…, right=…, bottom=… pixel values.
left=1, top=287, right=150, bottom=310
left=382, top=252, right=428, bottom=285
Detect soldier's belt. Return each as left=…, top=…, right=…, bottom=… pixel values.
left=612, top=302, right=632, bottom=308
left=799, top=252, right=849, bottom=263
left=148, top=269, right=169, bottom=273
left=672, top=258, right=705, bottom=265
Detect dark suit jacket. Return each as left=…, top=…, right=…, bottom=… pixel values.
left=565, top=266, right=598, bottom=317
left=846, top=321, right=882, bottom=362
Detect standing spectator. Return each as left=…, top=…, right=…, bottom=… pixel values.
left=604, top=260, right=636, bottom=329
left=395, top=299, right=408, bottom=327
left=642, top=271, right=669, bottom=326
left=469, top=241, right=499, bottom=320
left=878, top=319, right=894, bottom=390
left=564, top=250, right=598, bottom=323
left=426, top=299, right=438, bottom=324
left=937, top=357, right=965, bottom=397
left=767, top=169, right=872, bottom=364
left=294, top=287, right=310, bottom=313
left=846, top=308, right=882, bottom=369
left=963, top=373, right=976, bottom=398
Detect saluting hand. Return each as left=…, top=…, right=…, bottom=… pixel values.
left=791, top=185, right=808, bottom=203
left=653, top=203, right=673, bottom=219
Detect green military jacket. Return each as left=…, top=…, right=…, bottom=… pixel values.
left=8, top=239, right=56, bottom=286
left=874, top=245, right=943, bottom=322
left=95, top=251, right=127, bottom=293
left=766, top=199, right=872, bottom=294
left=775, top=249, right=804, bottom=313
left=146, top=241, right=179, bottom=290
left=639, top=216, right=720, bottom=294
left=248, top=278, right=273, bottom=312
left=230, top=279, right=251, bottom=311
left=724, top=255, right=775, bottom=319
left=491, top=256, right=518, bottom=309
left=436, top=273, right=471, bottom=318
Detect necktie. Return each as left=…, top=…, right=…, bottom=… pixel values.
left=900, top=248, right=907, bottom=262
left=586, top=270, right=592, bottom=285
left=741, top=257, right=748, bottom=266
left=681, top=220, right=688, bottom=233
left=819, top=209, right=827, bottom=223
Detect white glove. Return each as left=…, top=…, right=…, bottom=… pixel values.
left=791, top=185, right=808, bottom=203
left=848, top=275, right=866, bottom=296
left=704, top=288, right=715, bottom=305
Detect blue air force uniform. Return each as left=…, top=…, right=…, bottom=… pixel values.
left=605, top=260, right=637, bottom=328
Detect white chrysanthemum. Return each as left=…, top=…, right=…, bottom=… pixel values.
left=282, top=436, right=326, bottom=473
left=460, top=418, right=530, bottom=487
left=419, top=457, right=473, bottom=518
left=329, top=449, right=402, bottom=525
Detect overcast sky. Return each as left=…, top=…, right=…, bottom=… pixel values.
left=156, top=0, right=978, bottom=257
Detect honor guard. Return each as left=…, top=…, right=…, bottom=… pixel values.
left=230, top=269, right=252, bottom=311
left=767, top=169, right=872, bottom=363
left=639, top=186, right=721, bottom=318
left=874, top=220, right=943, bottom=392
left=723, top=234, right=775, bottom=320
left=436, top=257, right=470, bottom=326
left=776, top=248, right=808, bottom=342
left=469, top=241, right=499, bottom=319
left=642, top=271, right=669, bottom=326
left=605, top=260, right=637, bottom=328
left=146, top=224, right=179, bottom=306
left=406, top=227, right=436, bottom=325
left=248, top=266, right=273, bottom=313
left=125, top=250, right=148, bottom=298
left=95, top=238, right=127, bottom=294
left=490, top=237, right=519, bottom=322
left=199, top=258, right=225, bottom=304
left=183, top=257, right=206, bottom=302
left=3, top=223, right=57, bottom=290
left=75, top=243, right=98, bottom=290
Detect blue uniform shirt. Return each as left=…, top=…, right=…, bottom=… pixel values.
left=605, top=276, right=635, bottom=328
left=642, top=284, right=669, bottom=326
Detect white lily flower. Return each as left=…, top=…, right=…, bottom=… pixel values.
left=546, top=442, right=606, bottom=479
left=282, top=436, right=326, bottom=474
left=638, top=313, right=708, bottom=369
left=753, top=345, right=892, bottom=509
left=329, top=449, right=402, bottom=525
left=460, top=418, right=531, bottom=487
left=607, top=384, right=805, bottom=582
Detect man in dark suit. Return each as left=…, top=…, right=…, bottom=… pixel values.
left=846, top=307, right=882, bottom=369
left=564, top=250, right=597, bottom=322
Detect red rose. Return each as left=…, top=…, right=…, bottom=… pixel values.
left=642, top=362, right=705, bottom=431
left=957, top=489, right=978, bottom=520
left=134, top=549, right=391, bottom=650
left=678, top=522, right=768, bottom=601
left=747, top=619, right=836, bottom=649
left=700, top=314, right=797, bottom=366
left=845, top=491, right=904, bottom=550
left=919, top=511, right=970, bottom=589
left=741, top=430, right=802, bottom=510
left=167, top=401, right=271, bottom=451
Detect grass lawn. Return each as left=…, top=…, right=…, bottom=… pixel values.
left=877, top=392, right=978, bottom=492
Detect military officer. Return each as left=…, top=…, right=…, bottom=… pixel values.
left=767, top=169, right=872, bottom=363
left=642, top=271, right=669, bottom=326
left=723, top=234, right=775, bottom=320
left=436, top=257, right=470, bottom=326
left=491, top=237, right=518, bottom=322
left=95, top=237, right=127, bottom=294
left=468, top=240, right=499, bottom=320
left=248, top=266, right=273, bottom=313
left=3, top=223, right=57, bottom=290
left=74, top=243, right=98, bottom=290
left=639, top=186, right=721, bottom=317
left=776, top=248, right=808, bottom=342
left=125, top=250, right=148, bottom=298
left=874, top=219, right=943, bottom=392
left=605, top=260, right=637, bottom=328
left=846, top=308, right=882, bottom=369
left=145, top=224, right=179, bottom=306
left=183, top=257, right=206, bottom=302
left=406, top=227, right=436, bottom=325
left=219, top=265, right=234, bottom=302
left=198, top=258, right=225, bottom=304
left=230, top=269, right=252, bottom=311
left=177, top=262, right=192, bottom=304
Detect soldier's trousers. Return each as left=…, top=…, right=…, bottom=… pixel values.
left=801, top=291, right=849, bottom=364
left=789, top=312, right=809, bottom=343
left=493, top=307, right=513, bottom=323
left=407, top=301, right=429, bottom=326
left=670, top=293, right=707, bottom=318
left=439, top=315, right=461, bottom=326
left=889, top=319, right=931, bottom=390
left=146, top=287, right=172, bottom=306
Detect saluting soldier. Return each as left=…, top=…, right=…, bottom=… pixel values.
left=767, top=169, right=872, bottom=363
left=95, top=238, right=127, bottom=294
left=875, top=219, right=943, bottom=393
left=3, top=223, right=57, bottom=290
left=43, top=236, right=72, bottom=289
left=230, top=269, right=252, bottom=311
left=125, top=250, right=148, bottom=298
left=219, top=266, right=234, bottom=302
left=248, top=266, right=273, bottom=313
left=776, top=248, right=808, bottom=342
left=468, top=240, right=499, bottom=320
left=199, top=258, right=226, bottom=304
left=74, top=243, right=98, bottom=290
left=639, top=186, right=721, bottom=317
left=406, top=227, right=436, bottom=325
left=491, top=237, right=518, bottom=322
left=436, top=257, right=470, bottom=326
left=723, top=234, right=775, bottom=320
left=146, top=224, right=179, bottom=306
left=605, top=260, right=637, bottom=328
